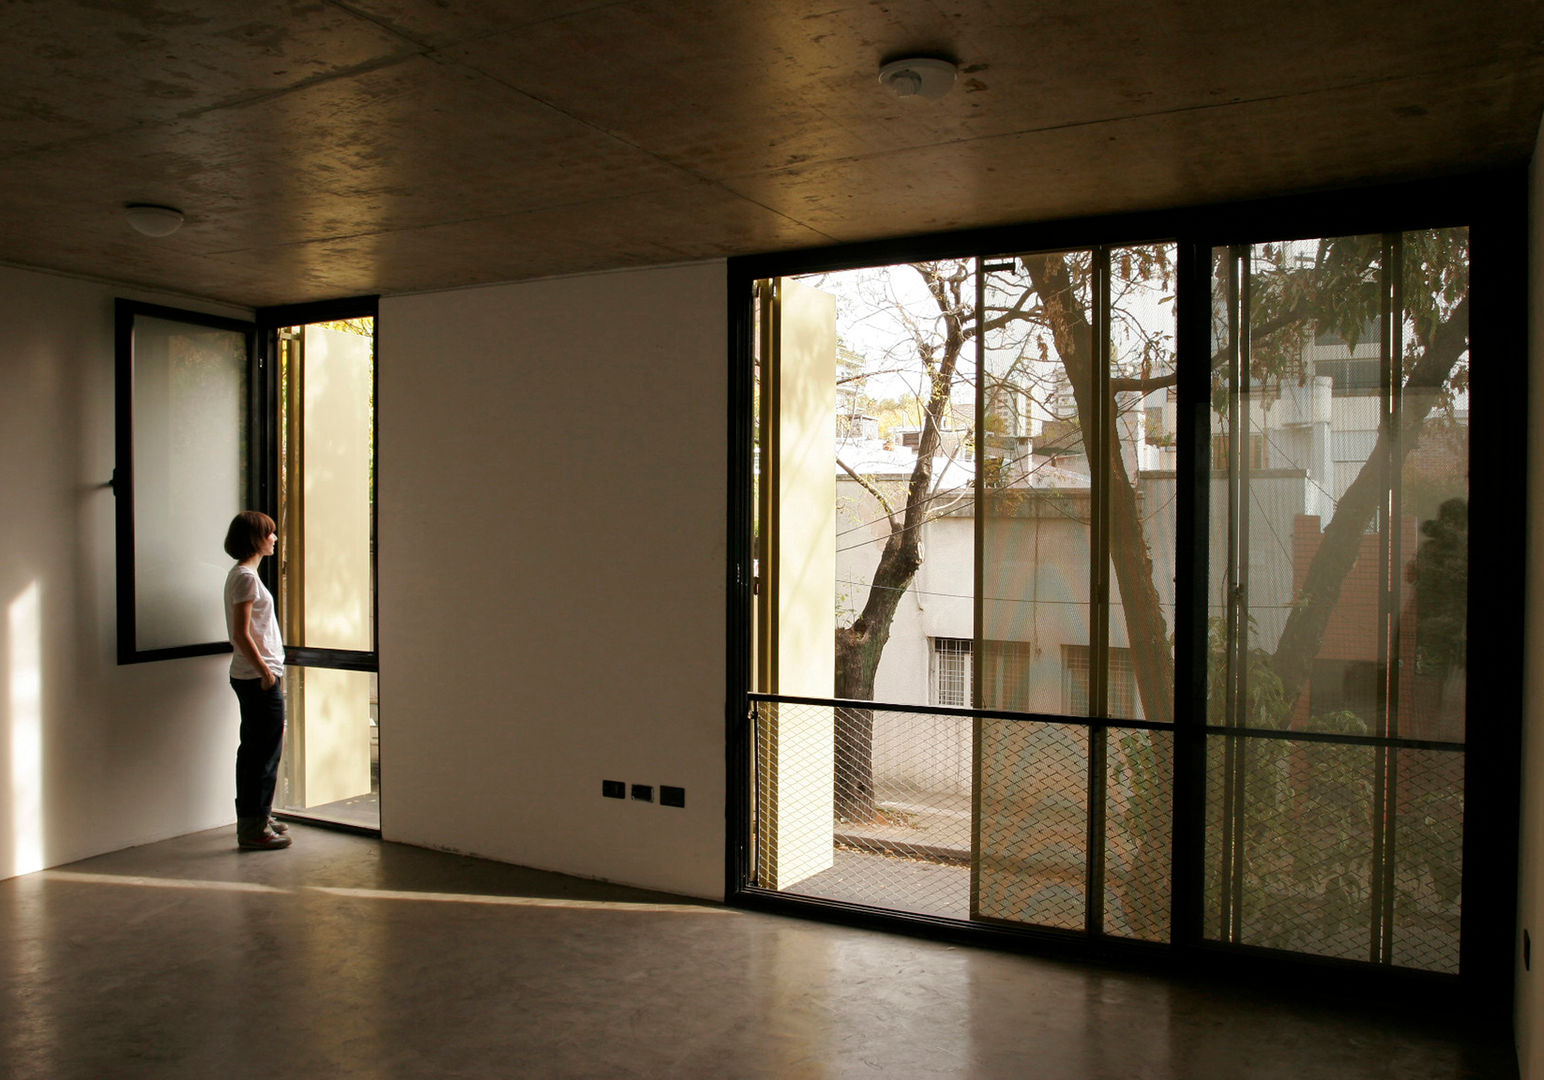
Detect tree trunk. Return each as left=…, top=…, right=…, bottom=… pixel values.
left=832, top=265, right=967, bottom=822
left=1017, top=253, right=1175, bottom=936
left=1268, top=296, right=1469, bottom=716
left=1021, top=254, right=1174, bottom=724
left=833, top=535, right=917, bottom=821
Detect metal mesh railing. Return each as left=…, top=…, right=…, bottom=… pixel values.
left=1105, top=728, right=1173, bottom=942
left=1203, top=732, right=1463, bottom=973
left=754, top=699, right=971, bottom=919
left=751, top=697, right=1461, bottom=970
left=1391, top=749, right=1463, bottom=973
left=751, top=698, right=1174, bottom=940
left=975, top=717, right=1089, bottom=930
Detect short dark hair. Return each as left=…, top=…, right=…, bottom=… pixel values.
left=224, top=511, right=276, bottom=560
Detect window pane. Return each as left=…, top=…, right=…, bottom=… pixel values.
left=755, top=701, right=971, bottom=920
left=1206, top=732, right=1376, bottom=961
left=1391, top=748, right=1463, bottom=973
left=981, top=640, right=1035, bottom=712
left=1210, top=230, right=1468, bottom=745
left=278, top=667, right=375, bottom=822
left=272, top=313, right=379, bottom=829
left=1107, top=727, right=1172, bottom=941
left=1107, top=244, right=1177, bottom=722
left=760, top=265, right=977, bottom=835
left=1398, top=227, right=1469, bottom=742
left=129, top=312, right=248, bottom=652
left=974, top=717, right=1089, bottom=929
left=931, top=637, right=971, bottom=708
left=981, top=251, right=1093, bottom=716
left=1211, top=236, right=1390, bottom=733
left=281, top=322, right=374, bottom=652
left=1205, top=230, right=1468, bottom=973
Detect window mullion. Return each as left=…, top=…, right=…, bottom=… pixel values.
left=1369, top=232, right=1405, bottom=964
left=1085, top=247, right=1112, bottom=937
left=1218, top=244, right=1251, bottom=944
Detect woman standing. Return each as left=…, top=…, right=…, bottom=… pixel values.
left=223, top=510, right=292, bottom=850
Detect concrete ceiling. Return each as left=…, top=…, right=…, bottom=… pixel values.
left=3, top=0, right=1542, bottom=307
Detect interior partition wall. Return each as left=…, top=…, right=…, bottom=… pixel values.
left=725, top=172, right=1524, bottom=1007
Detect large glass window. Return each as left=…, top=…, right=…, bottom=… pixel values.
left=1206, top=229, right=1468, bottom=972
left=740, top=210, right=1482, bottom=977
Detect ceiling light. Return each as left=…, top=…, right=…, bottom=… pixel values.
left=124, top=203, right=184, bottom=237
left=878, top=57, right=958, bottom=101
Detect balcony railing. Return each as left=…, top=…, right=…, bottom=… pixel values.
left=746, top=694, right=1463, bottom=972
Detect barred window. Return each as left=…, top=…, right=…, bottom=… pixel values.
left=932, top=637, right=972, bottom=708
left=1062, top=645, right=1136, bottom=717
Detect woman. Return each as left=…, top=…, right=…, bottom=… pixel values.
left=223, top=510, right=292, bottom=850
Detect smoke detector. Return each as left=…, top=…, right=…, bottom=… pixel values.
left=878, top=57, right=958, bottom=101
left=124, top=203, right=184, bottom=237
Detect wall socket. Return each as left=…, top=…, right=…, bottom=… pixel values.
left=603, top=780, right=683, bottom=807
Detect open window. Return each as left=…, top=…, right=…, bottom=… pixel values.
left=260, top=299, right=379, bottom=830
left=114, top=300, right=256, bottom=663
left=114, top=294, right=380, bottom=831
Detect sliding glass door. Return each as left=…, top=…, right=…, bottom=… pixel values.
left=738, top=210, right=1480, bottom=979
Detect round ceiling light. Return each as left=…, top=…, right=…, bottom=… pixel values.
left=124, top=203, right=185, bottom=237
left=878, top=57, right=958, bottom=101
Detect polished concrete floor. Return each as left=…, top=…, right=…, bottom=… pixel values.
left=0, top=825, right=1518, bottom=1079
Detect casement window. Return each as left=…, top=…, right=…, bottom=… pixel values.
left=115, top=296, right=381, bottom=831
left=114, top=301, right=256, bottom=663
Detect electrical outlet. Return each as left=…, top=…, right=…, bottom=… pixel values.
left=602, top=779, right=625, bottom=799
left=660, top=786, right=685, bottom=808
left=631, top=783, right=653, bottom=802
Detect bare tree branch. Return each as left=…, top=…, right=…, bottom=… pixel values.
left=837, top=457, right=899, bottom=531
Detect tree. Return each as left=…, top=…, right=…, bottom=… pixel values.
left=1250, top=232, right=1469, bottom=713
left=832, top=261, right=972, bottom=821
left=823, top=230, right=1470, bottom=883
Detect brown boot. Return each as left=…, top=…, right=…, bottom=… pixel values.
left=236, top=818, right=291, bottom=851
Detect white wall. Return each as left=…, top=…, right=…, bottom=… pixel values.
left=378, top=263, right=727, bottom=899
left=1517, top=115, right=1544, bottom=1080
left=0, top=265, right=250, bottom=881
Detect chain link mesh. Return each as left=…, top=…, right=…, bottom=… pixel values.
left=755, top=701, right=971, bottom=919
left=1391, top=749, right=1463, bottom=974
left=975, top=718, right=1088, bottom=929
left=1203, top=732, right=1462, bottom=971
left=754, top=701, right=1174, bottom=939
left=1105, top=729, right=1172, bottom=941
left=754, top=702, right=1456, bottom=969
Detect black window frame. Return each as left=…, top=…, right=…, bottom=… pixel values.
left=255, top=295, right=381, bottom=675
left=725, top=169, right=1525, bottom=1010
left=114, top=299, right=258, bottom=665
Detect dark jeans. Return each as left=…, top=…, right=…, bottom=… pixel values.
left=231, top=677, right=285, bottom=821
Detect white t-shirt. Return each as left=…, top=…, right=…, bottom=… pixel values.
left=225, top=564, right=284, bottom=681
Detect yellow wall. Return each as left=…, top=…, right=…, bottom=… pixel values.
left=758, top=279, right=836, bottom=890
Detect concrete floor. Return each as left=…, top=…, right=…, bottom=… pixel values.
left=0, top=825, right=1518, bottom=1080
